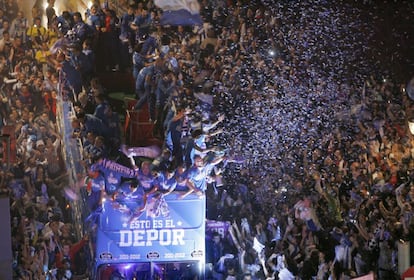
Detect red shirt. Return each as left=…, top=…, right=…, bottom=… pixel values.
left=55, top=238, right=87, bottom=271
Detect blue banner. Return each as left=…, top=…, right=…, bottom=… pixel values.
left=159, top=10, right=203, bottom=26
left=95, top=194, right=205, bottom=266
left=154, top=0, right=202, bottom=26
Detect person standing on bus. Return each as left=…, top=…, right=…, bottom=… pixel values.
left=149, top=164, right=177, bottom=195
left=136, top=161, right=155, bottom=197
left=138, top=164, right=177, bottom=217
left=180, top=154, right=226, bottom=199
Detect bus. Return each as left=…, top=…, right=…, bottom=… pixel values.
left=56, top=78, right=206, bottom=279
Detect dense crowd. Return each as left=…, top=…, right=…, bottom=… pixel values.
left=1, top=0, right=414, bottom=279
left=0, top=1, right=98, bottom=279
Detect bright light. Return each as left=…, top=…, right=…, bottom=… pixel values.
left=198, top=261, right=204, bottom=275
left=122, top=264, right=132, bottom=270
left=408, top=119, right=414, bottom=135
left=43, top=1, right=48, bottom=10
left=88, top=1, right=93, bottom=8
left=268, top=50, right=275, bottom=57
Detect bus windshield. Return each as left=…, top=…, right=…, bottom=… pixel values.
left=97, top=261, right=202, bottom=280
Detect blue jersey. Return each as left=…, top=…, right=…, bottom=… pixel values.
left=187, top=163, right=214, bottom=192
left=153, top=172, right=177, bottom=193
left=175, top=169, right=189, bottom=191
left=137, top=170, right=154, bottom=192
left=86, top=13, right=102, bottom=30
left=83, top=114, right=110, bottom=138
left=135, top=64, right=156, bottom=94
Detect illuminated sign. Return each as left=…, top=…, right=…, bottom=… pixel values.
left=95, top=194, right=205, bottom=265
left=119, top=228, right=185, bottom=247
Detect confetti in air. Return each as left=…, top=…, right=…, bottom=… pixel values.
left=208, top=0, right=414, bottom=208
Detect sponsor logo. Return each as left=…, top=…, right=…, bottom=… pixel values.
left=191, top=250, right=204, bottom=258
left=147, top=251, right=160, bottom=259
left=99, top=252, right=113, bottom=260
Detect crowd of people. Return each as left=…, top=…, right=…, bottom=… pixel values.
left=1, top=0, right=414, bottom=279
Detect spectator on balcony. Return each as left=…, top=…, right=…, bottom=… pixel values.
left=26, top=17, right=47, bottom=50
left=9, top=10, right=28, bottom=43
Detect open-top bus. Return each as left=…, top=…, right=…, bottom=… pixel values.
left=57, top=85, right=206, bottom=279
left=86, top=160, right=206, bottom=280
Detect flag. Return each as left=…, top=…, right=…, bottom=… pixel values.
left=253, top=237, right=265, bottom=254
left=64, top=186, right=79, bottom=201
left=50, top=37, right=69, bottom=54
left=154, top=0, right=203, bottom=26
left=272, top=225, right=281, bottom=242
left=154, top=0, right=200, bottom=15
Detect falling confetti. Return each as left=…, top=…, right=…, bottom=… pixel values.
left=204, top=0, right=414, bottom=208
